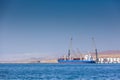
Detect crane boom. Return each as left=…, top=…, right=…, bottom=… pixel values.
left=92, top=37, right=98, bottom=63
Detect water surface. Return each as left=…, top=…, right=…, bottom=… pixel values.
left=0, top=63, right=120, bottom=80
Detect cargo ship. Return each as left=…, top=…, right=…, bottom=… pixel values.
left=58, top=38, right=98, bottom=64
left=58, top=53, right=96, bottom=64
left=58, top=59, right=96, bottom=64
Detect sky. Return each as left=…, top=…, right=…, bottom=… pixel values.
left=0, top=0, right=120, bottom=61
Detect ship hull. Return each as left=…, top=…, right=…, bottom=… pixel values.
left=58, top=60, right=96, bottom=64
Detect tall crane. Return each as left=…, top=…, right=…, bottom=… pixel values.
left=92, top=37, right=98, bottom=63
left=68, top=37, right=73, bottom=59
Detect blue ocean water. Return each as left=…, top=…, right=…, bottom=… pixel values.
left=0, top=63, right=120, bottom=80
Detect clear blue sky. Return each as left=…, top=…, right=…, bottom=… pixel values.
left=0, top=0, right=120, bottom=61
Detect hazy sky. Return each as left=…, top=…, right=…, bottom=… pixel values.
left=1, top=0, right=120, bottom=61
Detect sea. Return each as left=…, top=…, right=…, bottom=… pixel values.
left=0, top=63, right=120, bottom=80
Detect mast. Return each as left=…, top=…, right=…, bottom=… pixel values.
left=92, top=37, right=98, bottom=63
left=68, top=37, right=73, bottom=59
